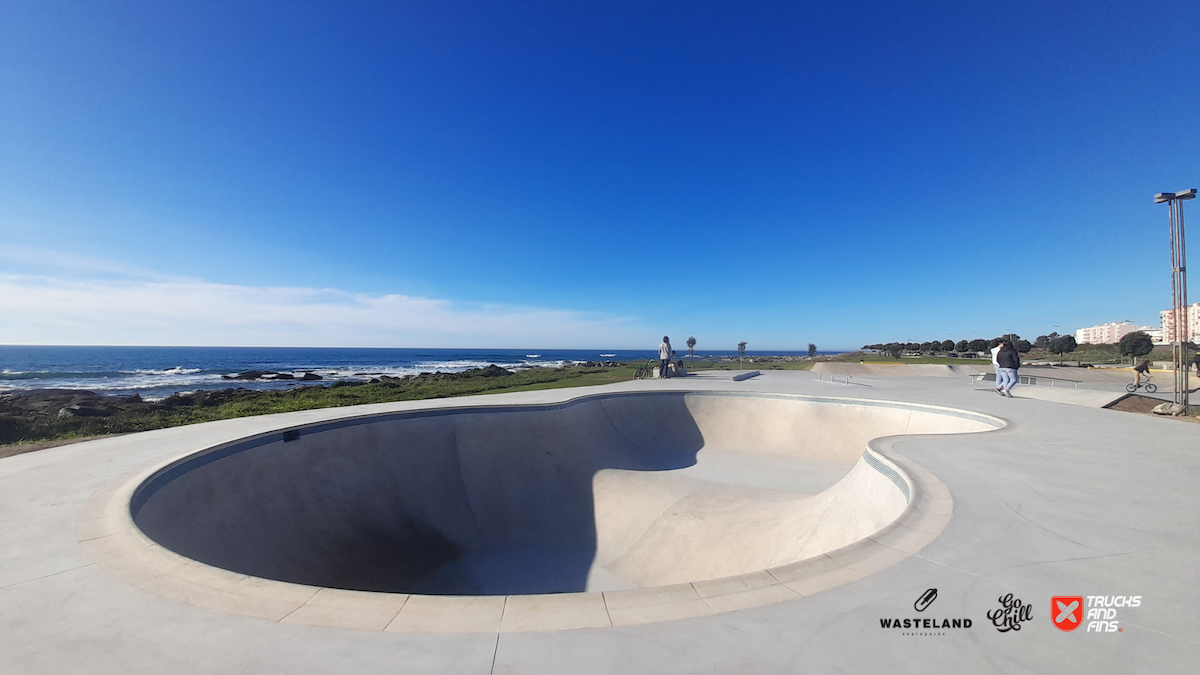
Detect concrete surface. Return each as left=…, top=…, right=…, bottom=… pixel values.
left=84, top=392, right=995, bottom=630
left=3, top=370, right=1199, bottom=673
left=813, top=362, right=990, bottom=378
left=682, top=369, right=761, bottom=381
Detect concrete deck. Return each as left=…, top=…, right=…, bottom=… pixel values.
left=3, top=371, right=1199, bottom=673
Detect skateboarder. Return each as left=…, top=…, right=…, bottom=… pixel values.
left=659, top=337, right=673, bottom=379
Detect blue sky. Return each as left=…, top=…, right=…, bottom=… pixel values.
left=2, top=1, right=1197, bottom=349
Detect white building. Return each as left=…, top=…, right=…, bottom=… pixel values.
left=1160, top=303, right=1200, bottom=343
left=1074, top=321, right=1138, bottom=345
left=1138, top=326, right=1165, bottom=344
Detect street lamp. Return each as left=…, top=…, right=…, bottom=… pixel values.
left=1156, top=188, right=1196, bottom=415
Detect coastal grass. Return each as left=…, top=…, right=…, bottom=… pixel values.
left=0, top=364, right=640, bottom=448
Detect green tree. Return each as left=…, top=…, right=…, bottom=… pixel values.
left=955, top=340, right=969, bottom=352
left=1016, top=339, right=1032, bottom=353
left=1049, top=335, right=1078, bottom=365
left=1118, top=331, right=1154, bottom=364
left=808, top=343, right=817, bottom=358
left=686, top=336, right=697, bottom=370
left=968, top=339, right=988, bottom=352
left=737, top=341, right=747, bottom=370
left=940, top=339, right=955, bottom=352
left=1034, top=335, right=1050, bottom=350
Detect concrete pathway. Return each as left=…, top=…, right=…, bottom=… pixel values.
left=2, top=371, right=1198, bottom=674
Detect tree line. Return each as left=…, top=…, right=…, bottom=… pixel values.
left=862, top=333, right=1079, bottom=359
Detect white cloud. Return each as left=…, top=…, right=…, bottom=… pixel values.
left=0, top=244, right=177, bottom=281
left=0, top=274, right=647, bottom=348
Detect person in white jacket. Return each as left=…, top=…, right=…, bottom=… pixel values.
left=659, top=337, right=673, bottom=379
left=990, top=338, right=1004, bottom=394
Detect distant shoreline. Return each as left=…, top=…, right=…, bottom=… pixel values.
left=0, top=355, right=836, bottom=449
left=0, top=345, right=844, bottom=401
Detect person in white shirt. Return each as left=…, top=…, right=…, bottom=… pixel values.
left=989, top=338, right=1004, bottom=394
left=659, top=337, right=673, bottom=379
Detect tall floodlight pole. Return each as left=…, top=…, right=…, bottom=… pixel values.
left=1156, top=189, right=1196, bottom=414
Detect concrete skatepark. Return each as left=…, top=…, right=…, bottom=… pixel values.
left=2, top=369, right=1199, bottom=673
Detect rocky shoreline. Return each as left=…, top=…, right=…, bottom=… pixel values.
left=0, top=364, right=535, bottom=423
left=0, top=389, right=152, bottom=422
left=221, top=370, right=324, bottom=382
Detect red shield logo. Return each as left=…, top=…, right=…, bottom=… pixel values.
left=1052, top=596, right=1084, bottom=632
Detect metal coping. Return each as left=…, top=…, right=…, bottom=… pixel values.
left=862, top=450, right=911, bottom=502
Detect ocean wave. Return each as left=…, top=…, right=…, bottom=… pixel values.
left=0, top=371, right=228, bottom=393
left=127, top=367, right=203, bottom=376
left=1, top=370, right=134, bottom=382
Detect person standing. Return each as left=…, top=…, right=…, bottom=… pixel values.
left=990, top=338, right=1004, bottom=394
left=1193, top=351, right=1200, bottom=378
left=996, top=339, right=1021, bottom=398
left=659, top=336, right=673, bottom=379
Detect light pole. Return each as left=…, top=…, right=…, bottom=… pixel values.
left=1156, top=188, right=1196, bottom=414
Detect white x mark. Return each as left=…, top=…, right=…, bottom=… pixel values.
left=1056, top=600, right=1080, bottom=623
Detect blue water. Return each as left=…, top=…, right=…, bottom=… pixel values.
left=0, top=346, right=820, bottom=400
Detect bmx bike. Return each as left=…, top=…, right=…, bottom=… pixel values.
left=1126, top=375, right=1157, bottom=393
left=633, top=359, right=657, bottom=380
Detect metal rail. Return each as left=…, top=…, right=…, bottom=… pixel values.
left=970, top=373, right=1080, bottom=389
left=816, top=372, right=853, bottom=385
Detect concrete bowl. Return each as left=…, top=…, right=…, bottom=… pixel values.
left=83, top=391, right=1003, bottom=632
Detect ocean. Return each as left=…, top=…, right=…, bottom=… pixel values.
left=0, top=346, right=817, bottom=401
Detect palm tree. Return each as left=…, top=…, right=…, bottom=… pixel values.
left=737, top=341, right=747, bottom=370
left=686, top=336, right=696, bottom=371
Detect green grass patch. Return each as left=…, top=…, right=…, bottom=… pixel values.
left=1021, top=344, right=1176, bottom=365
left=683, top=359, right=812, bottom=371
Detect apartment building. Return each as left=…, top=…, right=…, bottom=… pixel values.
left=1138, top=326, right=1165, bottom=344
left=1074, top=321, right=1138, bottom=345
left=1160, top=303, right=1200, bottom=343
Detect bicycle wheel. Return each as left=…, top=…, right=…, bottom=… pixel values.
left=1126, top=384, right=1137, bottom=393
left=1146, top=384, right=1157, bottom=393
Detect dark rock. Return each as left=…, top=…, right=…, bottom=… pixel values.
left=223, top=371, right=273, bottom=381
left=299, top=372, right=322, bottom=381
left=124, top=393, right=143, bottom=404
left=269, top=373, right=295, bottom=381
left=1152, top=402, right=1186, bottom=416
left=56, top=404, right=111, bottom=418
left=1, top=389, right=117, bottom=421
